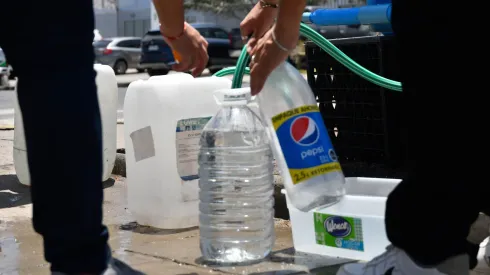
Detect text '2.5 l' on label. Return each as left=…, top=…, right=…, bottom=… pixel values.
left=272, top=105, right=341, bottom=185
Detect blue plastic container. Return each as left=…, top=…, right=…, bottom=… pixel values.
left=302, top=1, right=393, bottom=35
left=367, top=0, right=392, bottom=34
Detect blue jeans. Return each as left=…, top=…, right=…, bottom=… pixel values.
left=0, top=1, right=110, bottom=273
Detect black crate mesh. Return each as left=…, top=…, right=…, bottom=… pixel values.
left=306, top=36, right=405, bottom=178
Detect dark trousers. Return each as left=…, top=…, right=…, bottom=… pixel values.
left=386, top=0, right=485, bottom=266
left=0, top=1, right=110, bottom=273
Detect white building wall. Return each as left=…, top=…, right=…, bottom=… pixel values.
left=118, top=0, right=151, bottom=37
left=151, top=3, right=244, bottom=32
left=94, top=10, right=118, bottom=38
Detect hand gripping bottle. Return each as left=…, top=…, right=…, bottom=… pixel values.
left=257, top=62, right=345, bottom=212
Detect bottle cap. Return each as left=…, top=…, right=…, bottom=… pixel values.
left=214, top=87, right=252, bottom=106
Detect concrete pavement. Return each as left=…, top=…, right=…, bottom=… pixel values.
left=0, top=128, right=352, bottom=274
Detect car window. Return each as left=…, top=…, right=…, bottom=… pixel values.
left=211, top=28, right=229, bottom=39
left=196, top=28, right=212, bottom=38
left=93, top=39, right=113, bottom=48
left=143, top=31, right=164, bottom=41
left=125, top=39, right=141, bottom=48
left=117, top=40, right=135, bottom=48
left=145, top=30, right=161, bottom=36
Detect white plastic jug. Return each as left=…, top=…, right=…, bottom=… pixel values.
left=13, top=64, right=118, bottom=185
left=124, top=74, right=232, bottom=229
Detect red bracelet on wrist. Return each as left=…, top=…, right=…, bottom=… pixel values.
left=160, top=23, right=186, bottom=41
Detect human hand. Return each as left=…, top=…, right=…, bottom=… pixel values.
left=240, top=1, right=278, bottom=52
left=161, top=22, right=209, bottom=77
left=248, top=26, right=298, bottom=95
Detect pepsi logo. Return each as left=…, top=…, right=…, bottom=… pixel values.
left=290, top=116, right=320, bottom=146
left=324, top=216, right=352, bottom=238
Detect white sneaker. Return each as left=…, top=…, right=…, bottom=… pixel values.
left=470, top=238, right=490, bottom=274
left=468, top=213, right=490, bottom=245
left=336, top=246, right=468, bottom=275
left=467, top=213, right=490, bottom=272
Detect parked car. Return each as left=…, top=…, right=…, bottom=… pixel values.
left=0, top=48, right=11, bottom=90
left=93, top=37, right=144, bottom=75
left=140, top=23, right=239, bottom=76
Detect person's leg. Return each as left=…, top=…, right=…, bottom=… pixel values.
left=338, top=0, right=484, bottom=274
left=2, top=1, right=109, bottom=273
left=384, top=0, right=480, bottom=265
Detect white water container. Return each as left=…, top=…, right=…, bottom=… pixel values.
left=124, top=75, right=232, bottom=229
left=13, top=64, right=118, bottom=185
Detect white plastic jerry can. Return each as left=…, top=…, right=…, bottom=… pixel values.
left=13, top=64, right=118, bottom=185
left=124, top=74, right=232, bottom=229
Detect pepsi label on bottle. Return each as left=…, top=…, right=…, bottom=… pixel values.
left=272, top=105, right=341, bottom=185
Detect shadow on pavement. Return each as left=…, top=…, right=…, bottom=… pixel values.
left=194, top=247, right=314, bottom=274
left=215, top=247, right=345, bottom=274
left=0, top=174, right=31, bottom=209
left=195, top=256, right=265, bottom=268
left=103, top=178, right=116, bottom=189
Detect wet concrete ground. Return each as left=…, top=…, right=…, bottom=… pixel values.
left=0, top=130, right=353, bottom=275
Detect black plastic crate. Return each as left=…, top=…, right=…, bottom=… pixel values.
left=306, top=36, right=406, bottom=178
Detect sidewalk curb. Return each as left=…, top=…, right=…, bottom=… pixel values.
left=0, top=125, right=14, bottom=130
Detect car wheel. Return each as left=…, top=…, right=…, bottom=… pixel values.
left=148, top=69, right=169, bottom=76
left=113, top=60, right=128, bottom=75
left=137, top=69, right=145, bottom=73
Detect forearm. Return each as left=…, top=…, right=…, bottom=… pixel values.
left=153, top=0, right=185, bottom=36
left=274, top=0, right=306, bottom=48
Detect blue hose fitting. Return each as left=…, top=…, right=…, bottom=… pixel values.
left=302, top=4, right=391, bottom=26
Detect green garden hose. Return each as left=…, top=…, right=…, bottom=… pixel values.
left=213, top=22, right=402, bottom=92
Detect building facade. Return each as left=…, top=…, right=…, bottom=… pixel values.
left=94, top=0, right=243, bottom=39
left=150, top=2, right=243, bottom=31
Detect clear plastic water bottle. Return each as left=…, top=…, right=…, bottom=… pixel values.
left=257, top=61, right=346, bottom=212
left=198, top=87, right=275, bottom=264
